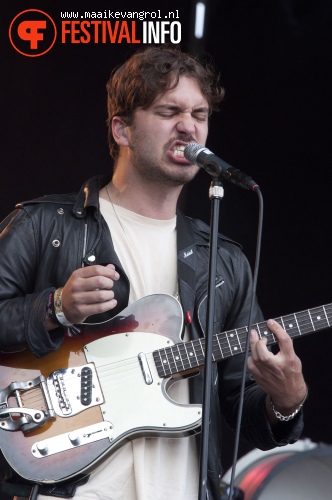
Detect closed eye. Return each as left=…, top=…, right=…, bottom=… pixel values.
left=193, top=113, right=208, bottom=122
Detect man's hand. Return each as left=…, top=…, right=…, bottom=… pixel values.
left=248, top=319, right=307, bottom=425
left=59, top=264, right=120, bottom=325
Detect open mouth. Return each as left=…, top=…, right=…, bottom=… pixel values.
left=167, top=140, right=196, bottom=165
left=173, top=145, right=185, bottom=158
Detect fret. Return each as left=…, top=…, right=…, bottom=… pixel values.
left=323, top=305, right=331, bottom=327
left=224, top=330, right=242, bottom=356
left=295, top=311, right=313, bottom=335
left=166, top=348, right=178, bottom=374
left=168, top=346, right=177, bottom=373
left=257, top=322, right=276, bottom=344
left=294, top=312, right=300, bottom=334
left=223, top=331, right=233, bottom=357
left=172, top=344, right=185, bottom=372
left=211, top=341, right=216, bottom=362
left=280, top=316, right=286, bottom=331
left=153, top=302, right=332, bottom=379
left=256, top=323, right=262, bottom=339
left=154, top=348, right=172, bottom=377
left=237, top=326, right=249, bottom=349
left=191, top=339, right=204, bottom=366
left=194, top=338, right=205, bottom=367
left=176, top=343, right=192, bottom=371
left=309, top=307, right=330, bottom=331
left=153, top=350, right=165, bottom=377
left=324, top=304, right=332, bottom=325
left=282, top=313, right=300, bottom=338
left=165, top=347, right=176, bottom=376
left=183, top=341, right=195, bottom=369
left=195, top=339, right=205, bottom=366
left=215, top=333, right=224, bottom=360
left=234, top=327, right=245, bottom=352
left=275, top=317, right=283, bottom=332
left=234, top=329, right=243, bottom=353
left=307, top=310, right=315, bottom=331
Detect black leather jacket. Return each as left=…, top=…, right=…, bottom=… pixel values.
left=0, top=175, right=303, bottom=499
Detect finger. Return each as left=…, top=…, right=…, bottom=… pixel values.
left=104, top=264, right=120, bottom=280
left=64, top=298, right=118, bottom=324
left=267, top=319, right=294, bottom=355
left=74, top=288, right=116, bottom=305
left=69, top=268, right=120, bottom=292
left=72, top=264, right=120, bottom=281
left=250, top=329, right=269, bottom=359
left=75, top=298, right=118, bottom=316
left=87, top=275, right=118, bottom=292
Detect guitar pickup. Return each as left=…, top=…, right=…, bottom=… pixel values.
left=47, top=363, right=104, bottom=417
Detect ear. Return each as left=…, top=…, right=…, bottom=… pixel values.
left=112, top=116, right=129, bottom=147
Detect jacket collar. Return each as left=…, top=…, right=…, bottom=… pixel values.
left=73, top=174, right=112, bottom=218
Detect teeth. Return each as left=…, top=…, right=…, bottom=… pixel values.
left=173, top=145, right=185, bottom=157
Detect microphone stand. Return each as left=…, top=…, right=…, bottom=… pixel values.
left=198, top=163, right=224, bottom=500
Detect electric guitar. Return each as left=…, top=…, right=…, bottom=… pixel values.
left=0, top=294, right=331, bottom=484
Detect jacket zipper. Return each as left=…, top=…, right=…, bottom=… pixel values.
left=82, top=223, right=88, bottom=267
left=197, top=277, right=225, bottom=335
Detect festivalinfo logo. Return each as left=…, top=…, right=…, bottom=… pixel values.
left=9, top=8, right=182, bottom=57
left=9, top=9, right=57, bottom=57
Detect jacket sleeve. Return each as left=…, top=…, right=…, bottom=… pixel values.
left=217, top=246, right=304, bottom=450
left=0, top=209, right=65, bottom=358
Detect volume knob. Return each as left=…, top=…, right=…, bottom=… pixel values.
left=68, top=431, right=81, bottom=446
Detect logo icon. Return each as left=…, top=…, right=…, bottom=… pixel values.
left=9, top=9, right=57, bottom=57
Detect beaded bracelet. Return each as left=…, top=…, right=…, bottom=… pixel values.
left=270, top=392, right=308, bottom=422
left=46, top=290, right=62, bottom=327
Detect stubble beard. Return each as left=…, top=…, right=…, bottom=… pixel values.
left=129, top=136, right=200, bottom=187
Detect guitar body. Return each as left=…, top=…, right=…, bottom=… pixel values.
left=3, top=293, right=329, bottom=483
left=0, top=294, right=201, bottom=484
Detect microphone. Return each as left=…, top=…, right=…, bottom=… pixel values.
left=184, top=143, right=259, bottom=191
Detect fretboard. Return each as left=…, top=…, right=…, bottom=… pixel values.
left=153, top=303, right=332, bottom=378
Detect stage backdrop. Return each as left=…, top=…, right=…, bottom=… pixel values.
left=1, top=0, right=332, bottom=472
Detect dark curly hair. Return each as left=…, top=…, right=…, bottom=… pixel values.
left=106, top=45, right=224, bottom=160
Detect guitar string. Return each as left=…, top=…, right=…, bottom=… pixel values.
left=18, top=306, right=332, bottom=408
left=20, top=353, right=155, bottom=407
left=23, top=305, right=332, bottom=405
left=21, top=306, right=332, bottom=402
left=20, top=356, right=143, bottom=405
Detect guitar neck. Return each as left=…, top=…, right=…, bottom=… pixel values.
left=153, top=303, right=332, bottom=378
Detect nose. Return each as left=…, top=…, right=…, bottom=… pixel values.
left=175, top=113, right=196, bottom=137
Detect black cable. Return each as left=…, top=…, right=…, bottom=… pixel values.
left=29, top=483, right=40, bottom=500
left=227, top=186, right=264, bottom=499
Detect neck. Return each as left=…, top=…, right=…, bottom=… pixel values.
left=101, top=172, right=182, bottom=220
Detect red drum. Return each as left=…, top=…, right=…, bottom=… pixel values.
left=223, top=440, right=332, bottom=499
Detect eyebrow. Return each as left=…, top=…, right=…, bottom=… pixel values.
left=153, top=104, right=209, bottom=114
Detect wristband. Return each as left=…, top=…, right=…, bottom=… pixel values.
left=270, top=392, right=308, bottom=422
left=53, top=287, right=73, bottom=327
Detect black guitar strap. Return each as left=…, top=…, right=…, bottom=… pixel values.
left=176, top=211, right=197, bottom=332
left=0, top=473, right=89, bottom=499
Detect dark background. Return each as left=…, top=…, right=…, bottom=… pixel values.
left=1, top=0, right=332, bottom=473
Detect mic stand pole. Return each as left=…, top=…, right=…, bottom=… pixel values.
left=198, top=171, right=224, bottom=500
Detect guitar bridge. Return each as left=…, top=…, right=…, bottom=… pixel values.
left=0, top=363, right=104, bottom=433
left=46, top=363, right=104, bottom=417
left=0, top=376, right=55, bottom=432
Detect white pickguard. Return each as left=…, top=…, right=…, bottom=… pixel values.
left=84, top=332, right=202, bottom=444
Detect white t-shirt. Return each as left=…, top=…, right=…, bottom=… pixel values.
left=38, top=199, right=199, bottom=500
